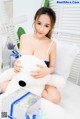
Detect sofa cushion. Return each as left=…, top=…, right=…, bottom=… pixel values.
left=54, top=39, right=80, bottom=79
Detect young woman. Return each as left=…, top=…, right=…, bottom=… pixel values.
left=14, top=7, right=61, bottom=104
left=0, top=7, right=61, bottom=104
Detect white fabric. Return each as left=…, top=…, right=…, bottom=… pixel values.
left=54, top=39, right=80, bottom=79
left=0, top=55, right=65, bottom=96
left=0, top=80, right=80, bottom=119
left=60, top=80, right=80, bottom=119
left=41, top=98, right=74, bottom=119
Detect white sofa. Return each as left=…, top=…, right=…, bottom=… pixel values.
left=54, top=39, right=80, bottom=119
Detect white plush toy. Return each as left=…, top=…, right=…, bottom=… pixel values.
left=0, top=55, right=65, bottom=96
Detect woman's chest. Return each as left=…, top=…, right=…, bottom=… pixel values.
left=25, top=40, right=50, bottom=59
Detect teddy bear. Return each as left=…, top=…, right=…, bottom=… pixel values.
left=0, top=55, right=65, bottom=96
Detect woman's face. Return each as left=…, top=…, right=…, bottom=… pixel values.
left=35, top=14, right=51, bottom=39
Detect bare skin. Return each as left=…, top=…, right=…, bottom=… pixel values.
left=0, top=80, right=10, bottom=93
left=42, top=85, right=61, bottom=104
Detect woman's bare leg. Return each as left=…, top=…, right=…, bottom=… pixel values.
left=0, top=80, right=11, bottom=93
left=0, top=68, right=15, bottom=93
left=41, top=85, right=61, bottom=104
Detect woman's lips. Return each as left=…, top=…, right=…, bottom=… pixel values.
left=37, top=32, right=43, bottom=35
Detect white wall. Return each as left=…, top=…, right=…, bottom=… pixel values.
left=13, top=0, right=42, bottom=34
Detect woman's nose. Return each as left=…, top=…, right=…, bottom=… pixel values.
left=39, top=26, right=44, bottom=32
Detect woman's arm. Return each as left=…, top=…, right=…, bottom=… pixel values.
left=14, top=34, right=29, bottom=72
left=19, top=34, right=28, bottom=55
left=48, top=41, right=56, bottom=74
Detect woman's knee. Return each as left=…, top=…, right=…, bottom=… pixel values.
left=44, top=85, right=61, bottom=104
left=51, top=90, right=61, bottom=104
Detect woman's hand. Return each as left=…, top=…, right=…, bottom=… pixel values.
left=30, top=65, right=50, bottom=79
left=14, top=59, right=22, bottom=73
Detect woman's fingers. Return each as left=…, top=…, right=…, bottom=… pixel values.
left=14, top=65, right=20, bottom=72
left=31, top=70, right=40, bottom=76
left=14, top=59, right=22, bottom=72
left=30, top=71, right=43, bottom=79
left=14, top=60, right=20, bottom=66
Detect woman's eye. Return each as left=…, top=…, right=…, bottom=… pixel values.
left=37, top=22, right=41, bottom=25
left=45, top=25, right=49, bottom=28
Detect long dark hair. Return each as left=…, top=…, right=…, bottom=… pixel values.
left=34, top=7, right=56, bottom=38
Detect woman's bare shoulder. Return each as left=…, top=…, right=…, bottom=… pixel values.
left=49, top=39, right=56, bottom=51
left=52, top=40, right=56, bottom=46
left=20, top=34, right=31, bottom=40
left=20, top=34, right=32, bottom=44
left=48, top=38, right=56, bottom=45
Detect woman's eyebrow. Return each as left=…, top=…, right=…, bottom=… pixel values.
left=38, top=21, right=50, bottom=25
left=45, top=23, right=50, bottom=25
left=44, top=23, right=50, bottom=26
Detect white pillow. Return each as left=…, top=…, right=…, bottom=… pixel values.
left=54, top=40, right=80, bottom=79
